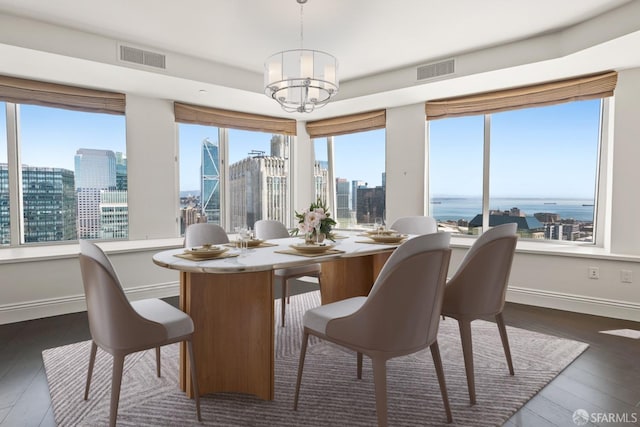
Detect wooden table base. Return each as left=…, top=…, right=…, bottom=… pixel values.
left=177, top=250, right=392, bottom=400
left=180, top=270, right=274, bottom=400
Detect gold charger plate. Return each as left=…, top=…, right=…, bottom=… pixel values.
left=289, top=243, right=335, bottom=254
left=246, top=238, right=264, bottom=248
left=185, top=246, right=229, bottom=259
left=365, top=229, right=397, bottom=236
left=368, top=234, right=407, bottom=244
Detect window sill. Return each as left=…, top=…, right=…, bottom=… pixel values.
left=1, top=235, right=638, bottom=264
left=450, top=235, right=640, bottom=262
left=0, top=238, right=184, bottom=264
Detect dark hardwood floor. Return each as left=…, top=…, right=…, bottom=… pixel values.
left=1, top=290, right=639, bottom=426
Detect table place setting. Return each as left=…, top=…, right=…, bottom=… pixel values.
left=173, top=244, right=240, bottom=261
left=356, top=231, right=408, bottom=245
left=275, top=242, right=346, bottom=257
left=224, top=238, right=278, bottom=249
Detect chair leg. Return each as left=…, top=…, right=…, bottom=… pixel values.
left=430, top=341, right=453, bottom=423
left=372, top=358, right=388, bottom=427
left=109, top=355, right=125, bottom=427
left=155, top=347, right=161, bottom=377
left=496, top=312, right=515, bottom=376
left=186, top=340, right=202, bottom=421
left=84, top=341, right=98, bottom=400
left=458, top=320, right=476, bottom=405
left=281, top=278, right=288, bottom=327
left=293, top=332, right=309, bottom=410
left=357, top=352, right=363, bottom=379
left=317, top=272, right=323, bottom=297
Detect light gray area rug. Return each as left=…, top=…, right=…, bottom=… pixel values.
left=43, top=291, right=588, bottom=426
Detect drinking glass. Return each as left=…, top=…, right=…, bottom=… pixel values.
left=374, top=217, right=383, bottom=234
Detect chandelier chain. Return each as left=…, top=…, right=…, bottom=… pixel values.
left=299, top=2, right=304, bottom=50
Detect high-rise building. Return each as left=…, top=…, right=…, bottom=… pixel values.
left=351, top=180, right=366, bottom=212
left=20, top=165, right=76, bottom=243
left=229, top=135, right=289, bottom=229
left=75, top=148, right=117, bottom=239
left=314, top=161, right=329, bottom=204
left=115, top=152, right=127, bottom=191
left=356, top=186, right=385, bottom=224
left=100, top=190, right=128, bottom=239
left=179, top=193, right=205, bottom=235
left=201, top=138, right=220, bottom=223
left=335, top=177, right=350, bottom=225
left=0, top=164, right=9, bottom=244
left=545, top=223, right=564, bottom=240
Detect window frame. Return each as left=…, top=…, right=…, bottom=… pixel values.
left=426, top=98, right=610, bottom=246
left=3, top=102, right=128, bottom=246
left=177, top=124, right=294, bottom=233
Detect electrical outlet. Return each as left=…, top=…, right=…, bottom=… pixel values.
left=621, top=270, right=633, bottom=283
left=588, top=267, right=599, bottom=279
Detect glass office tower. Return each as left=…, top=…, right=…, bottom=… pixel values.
left=75, top=148, right=117, bottom=239
left=201, top=138, right=221, bottom=223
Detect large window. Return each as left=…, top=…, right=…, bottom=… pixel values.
left=429, top=99, right=602, bottom=243
left=2, top=103, right=126, bottom=245
left=178, top=124, right=221, bottom=232
left=314, top=128, right=386, bottom=228
left=178, top=124, right=291, bottom=233
left=429, top=116, right=484, bottom=228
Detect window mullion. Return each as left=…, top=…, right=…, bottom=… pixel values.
left=482, top=114, right=491, bottom=232
left=5, top=103, right=22, bottom=245
left=219, top=127, right=229, bottom=231
left=326, top=136, right=337, bottom=214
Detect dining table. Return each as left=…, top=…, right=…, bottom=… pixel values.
left=152, top=231, right=408, bottom=400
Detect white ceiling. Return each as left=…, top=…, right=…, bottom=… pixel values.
left=0, top=0, right=639, bottom=119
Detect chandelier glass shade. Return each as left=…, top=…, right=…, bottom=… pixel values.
left=264, top=0, right=339, bottom=113
left=264, top=49, right=339, bottom=113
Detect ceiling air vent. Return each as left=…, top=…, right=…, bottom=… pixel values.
left=119, top=44, right=166, bottom=69
left=416, top=58, right=455, bottom=81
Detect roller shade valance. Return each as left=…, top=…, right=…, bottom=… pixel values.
left=0, top=75, right=126, bottom=115
left=174, top=102, right=297, bottom=136
left=306, top=109, right=386, bottom=138
left=425, top=71, right=617, bottom=121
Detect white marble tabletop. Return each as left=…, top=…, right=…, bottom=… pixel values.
left=152, top=232, right=405, bottom=274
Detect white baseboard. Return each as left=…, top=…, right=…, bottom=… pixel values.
left=507, top=286, right=640, bottom=322
left=3, top=282, right=638, bottom=325
left=0, top=281, right=180, bottom=325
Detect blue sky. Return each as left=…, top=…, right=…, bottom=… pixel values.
left=2, top=99, right=600, bottom=199
left=0, top=104, right=125, bottom=168
left=429, top=99, right=600, bottom=199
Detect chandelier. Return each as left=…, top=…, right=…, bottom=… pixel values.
left=264, top=0, right=339, bottom=113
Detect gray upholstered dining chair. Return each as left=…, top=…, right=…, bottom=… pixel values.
left=441, top=222, right=518, bottom=405
left=184, top=222, right=229, bottom=247
left=294, top=233, right=453, bottom=426
left=78, top=240, right=201, bottom=427
left=254, top=219, right=323, bottom=327
left=390, top=215, right=437, bottom=235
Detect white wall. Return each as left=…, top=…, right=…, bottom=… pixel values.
left=385, top=104, right=428, bottom=225
left=126, top=95, right=178, bottom=239
left=609, top=68, right=640, bottom=255
left=2, top=70, right=640, bottom=324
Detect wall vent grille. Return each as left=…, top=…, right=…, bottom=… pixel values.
left=119, top=45, right=166, bottom=69
left=417, top=59, right=455, bottom=81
